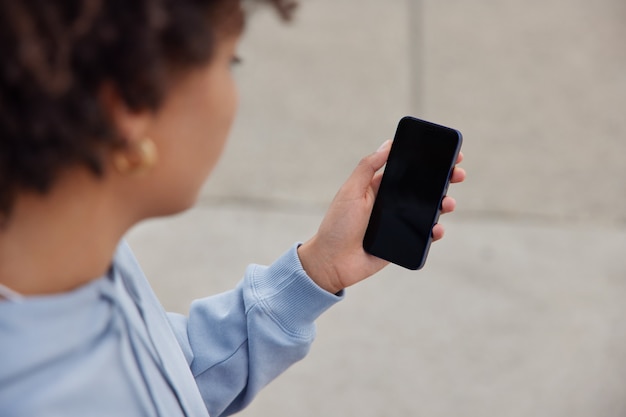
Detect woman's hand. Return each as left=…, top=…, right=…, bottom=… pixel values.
left=297, top=141, right=466, bottom=294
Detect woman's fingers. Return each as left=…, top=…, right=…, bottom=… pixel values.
left=440, top=196, right=456, bottom=214
left=432, top=224, right=445, bottom=242
left=449, top=152, right=465, bottom=184
left=450, top=166, right=466, bottom=183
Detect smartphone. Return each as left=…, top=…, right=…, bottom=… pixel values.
left=363, top=116, right=463, bottom=270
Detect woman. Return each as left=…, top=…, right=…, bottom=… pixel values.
left=0, top=0, right=465, bottom=416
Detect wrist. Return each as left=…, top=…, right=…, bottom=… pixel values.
left=297, top=238, right=343, bottom=295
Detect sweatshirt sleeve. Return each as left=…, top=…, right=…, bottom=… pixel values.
left=167, top=243, right=343, bottom=417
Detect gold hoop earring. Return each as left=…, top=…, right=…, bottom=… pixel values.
left=112, top=138, right=158, bottom=175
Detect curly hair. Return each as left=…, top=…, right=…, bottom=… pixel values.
left=0, top=0, right=297, bottom=218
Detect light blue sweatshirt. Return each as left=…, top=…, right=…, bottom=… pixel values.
left=0, top=241, right=342, bottom=416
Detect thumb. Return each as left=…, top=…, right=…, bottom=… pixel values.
left=347, top=140, right=391, bottom=196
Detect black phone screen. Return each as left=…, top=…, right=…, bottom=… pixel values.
left=363, top=116, right=462, bottom=270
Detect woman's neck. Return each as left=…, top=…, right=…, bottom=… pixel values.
left=0, top=169, right=134, bottom=296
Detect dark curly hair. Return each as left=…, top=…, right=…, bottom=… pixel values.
left=0, top=0, right=297, bottom=218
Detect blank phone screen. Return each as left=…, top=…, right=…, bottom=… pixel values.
left=363, top=117, right=462, bottom=270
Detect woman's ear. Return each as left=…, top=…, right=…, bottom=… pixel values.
left=99, top=83, right=152, bottom=145
left=99, top=84, right=158, bottom=175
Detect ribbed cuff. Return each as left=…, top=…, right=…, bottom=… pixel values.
left=249, top=243, right=344, bottom=338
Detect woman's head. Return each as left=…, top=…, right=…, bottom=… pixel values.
left=0, top=0, right=296, bottom=219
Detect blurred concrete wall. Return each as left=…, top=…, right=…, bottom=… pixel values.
left=422, top=0, right=626, bottom=225
left=127, top=1, right=626, bottom=416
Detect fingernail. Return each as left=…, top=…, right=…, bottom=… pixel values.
left=376, top=140, right=391, bottom=153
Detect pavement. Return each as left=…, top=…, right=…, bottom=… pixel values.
left=126, top=1, right=626, bottom=416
